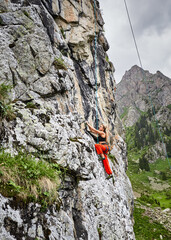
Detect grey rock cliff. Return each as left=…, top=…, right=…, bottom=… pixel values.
left=0, top=0, right=135, bottom=239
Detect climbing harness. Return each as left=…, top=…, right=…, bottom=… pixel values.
left=93, top=0, right=99, bottom=143
left=104, top=145, right=110, bottom=154
left=123, top=0, right=171, bottom=169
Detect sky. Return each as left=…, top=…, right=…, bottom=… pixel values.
left=99, top=0, right=171, bottom=83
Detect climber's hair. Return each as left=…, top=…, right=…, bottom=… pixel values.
left=102, top=124, right=109, bottom=143
left=102, top=124, right=107, bottom=133
left=100, top=123, right=107, bottom=132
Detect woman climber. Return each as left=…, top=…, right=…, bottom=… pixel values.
left=86, top=122, right=113, bottom=179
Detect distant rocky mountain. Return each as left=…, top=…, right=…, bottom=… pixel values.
left=116, top=65, right=171, bottom=127
left=115, top=66, right=171, bottom=240
left=116, top=65, right=171, bottom=161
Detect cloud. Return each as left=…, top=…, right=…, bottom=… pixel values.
left=99, top=0, right=171, bottom=82
left=127, top=0, right=171, bottom=35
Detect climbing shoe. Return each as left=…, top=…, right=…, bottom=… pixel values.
left=98, top=156, right=105, bottom=161
left=106, top=174, right=113, bottom=180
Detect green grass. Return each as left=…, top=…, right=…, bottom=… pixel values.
left=54, top=57, right=67, bottom=70
left=105, top=55, right=109, bottom=63
left=127, top=167, right=153, bottom=192
left=0, top=102, right=16, bottom=120
left=0, top=151, right=61, bottom=208
left=60, top=28, right=66, bottom=39
left=150, top=158, right=171, bottom=181
left=137, top=194, right=160, bottom=207
left=0, top=83, right=16, bottom=120
left=134, top=206, right=171, bottom=240
left=127, top=154, right=171, bottom=208
left=136, top=191, right=171, bottom=209
left=120, top=107, right=128, bottom=119
left=126, top=135, right=171, bottom=207
left=151, top=191, right=171, bottom=209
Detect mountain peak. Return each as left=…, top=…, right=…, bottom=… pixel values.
left=127, top=65, right=148, bottom=75
left=131, top=65, right=142, bottom=70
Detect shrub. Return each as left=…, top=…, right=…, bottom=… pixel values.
left=160, top=171, right=167, bottom=180
left=139, top=155, right=150, bottom=171
left=0, top=83, right=12, bottom=100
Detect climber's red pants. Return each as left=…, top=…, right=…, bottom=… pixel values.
left=95, top=144, right=112, bottom=175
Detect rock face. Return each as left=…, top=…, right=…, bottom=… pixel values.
left=116, top=65, right=171, bottom=127
left=0, top=0, right=135, bottom=239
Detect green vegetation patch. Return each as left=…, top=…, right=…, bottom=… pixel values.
left=105, top=55, right=109, bottom=63
left=54, top=57, right=67, bottom=70
left=60, top=28, right=66, bottom=39
left=127, top=164, right=153, bottom=192
left=137, top=194, right=160, bottom=207
left=127, top=154, right=171, bottom=208
left=167, top=104, right=171, bottom=110
left=134, top=206, right=171, bottom=240
left=97, top=226, right=102, bottom=240
left=150, top=158, right=171, bottom=180
left=0, top=83, right=16, bottom=120
left=125, top=125, right=136, bottom=151
left=120, top=107, right=128, bottom=120
left=0, top=151, right=61, bottom=208
left=108, top=153, right=119, bottom=165
left=139, top=155, right=150, bottom=171
left=151, top=191, right=171, bottom=209
left=22, top=10, right=32, bottom=20
left=0, top=83, right=12, bottom=99
left=26, top=101, right=38, bottom=109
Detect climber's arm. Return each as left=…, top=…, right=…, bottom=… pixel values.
left=86, top=122, right=104, bottom=136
